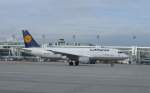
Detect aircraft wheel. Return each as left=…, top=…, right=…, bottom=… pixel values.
left=75, top=61, right=79, bottom=66
left=69, top=62, right=73, bottom=66
left=92, top=61, right=96, bottom=64
left=90, top=61, right=93, bottom=64
left=90, top=60, right=96, bottom=64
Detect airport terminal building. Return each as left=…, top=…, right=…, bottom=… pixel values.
left=0, top=39, right=150, bottom=64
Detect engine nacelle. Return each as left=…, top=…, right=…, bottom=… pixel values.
left=61, top=56, right=67, bottom=59
left=79, top=57, right=90, bottom=64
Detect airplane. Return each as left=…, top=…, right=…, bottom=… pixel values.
left=22, top=30, right=129, bottom=66
left=45, top=47, right=129, bottom=66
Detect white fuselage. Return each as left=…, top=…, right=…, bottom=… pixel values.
left=45, top=47, right=128, bottom=60
left=22, top=46, right=128, bottom=62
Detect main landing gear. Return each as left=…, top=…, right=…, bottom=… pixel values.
left=89, top=59, right=96, bottom=64
left=68, top=60, right=79, bottom=66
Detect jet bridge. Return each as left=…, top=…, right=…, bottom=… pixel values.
left=105, top=46, right=150, bottom=64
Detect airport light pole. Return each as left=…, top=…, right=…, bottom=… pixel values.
left=73, top=35, right=76, bottom=46
left=133, top=35, right=136, bottom=43
left=11, top=34, right=19, bottom=43
left=42, top=34, right=46, bottom=47
left=132, top=35, right=138, bottom=64
left=96, top=34, right=100, bottom=46
left=12, top=34, right=16, bottom=41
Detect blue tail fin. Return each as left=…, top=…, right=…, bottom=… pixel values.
left=22, top=30, right=40, bottom=48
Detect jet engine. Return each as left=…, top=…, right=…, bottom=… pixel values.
left=79, top=57, right=90, bottom=64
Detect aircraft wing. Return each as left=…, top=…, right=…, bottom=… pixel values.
left=48, top=50, right=79, bottom=58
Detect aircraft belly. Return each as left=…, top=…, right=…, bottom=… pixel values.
left=92, top=56, right=126, bottom=60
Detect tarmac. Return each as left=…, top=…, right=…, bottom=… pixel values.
left=0, top=62, right=150, bottom=93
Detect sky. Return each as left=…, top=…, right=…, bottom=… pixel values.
left=0, top=0, right=150, bottom=46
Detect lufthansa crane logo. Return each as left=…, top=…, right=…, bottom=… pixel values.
left=24, top=35, right=32, bottom=43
